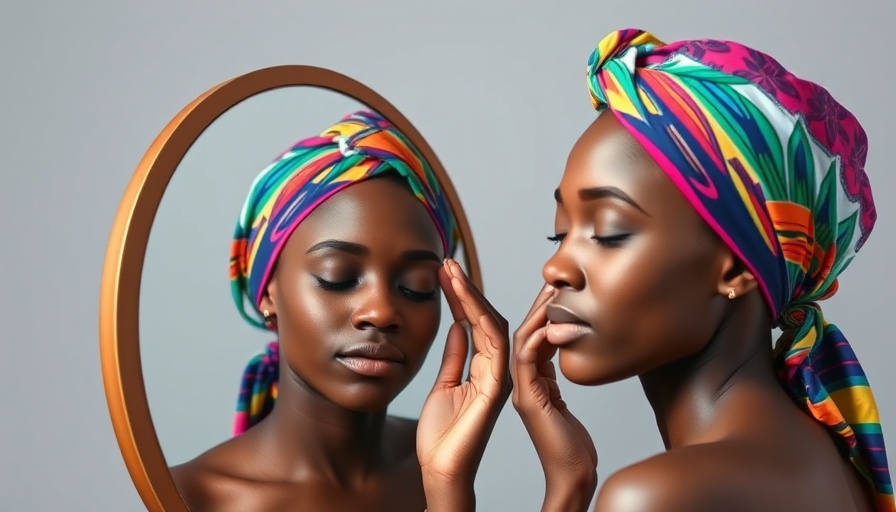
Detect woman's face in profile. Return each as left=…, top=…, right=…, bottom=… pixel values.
left=543, top=112, right=730, bottom=385
left=260, top=174, right=445, bottom=412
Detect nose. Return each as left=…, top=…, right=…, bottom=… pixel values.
left=351, top=281, right=402, bottom=332
left=542, top=243, right=586, bottom=291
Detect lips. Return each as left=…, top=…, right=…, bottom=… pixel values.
left=545, top=303, right=593, bottom=346
left=336, top=342, right=406, bottom=378
left=546, top=304, right=588, bottom=325
left=338, top=343, right=406, bottom=362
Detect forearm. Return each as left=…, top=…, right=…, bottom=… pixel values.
left=542, top=471, right=597, bottom=512
left=422, top=475, right=476, bottom=512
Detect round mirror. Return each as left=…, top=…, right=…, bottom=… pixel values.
left=99, top=65, right=480, bottom=512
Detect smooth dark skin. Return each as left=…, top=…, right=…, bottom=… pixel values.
left=511, top=112, right=874, bottom=512
left=170, top=175, right=511, bottom=512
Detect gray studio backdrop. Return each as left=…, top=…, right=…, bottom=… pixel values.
left=3, top=1, right=894, bottom=510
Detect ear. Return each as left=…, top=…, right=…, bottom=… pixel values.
left=716, top=249, right=759, bottom=300
left=259, top=276, right=278, bottom=317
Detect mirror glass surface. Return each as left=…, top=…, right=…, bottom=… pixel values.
left=139, top=86, right=470, bottom=466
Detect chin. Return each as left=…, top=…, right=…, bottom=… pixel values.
left=338, top=395, right=395, bottom=413
left=337, top=382, right=410, bottom=413
left=557, top=347, right=631, bottom=386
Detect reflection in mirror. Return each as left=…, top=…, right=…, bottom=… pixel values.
left=139, top=86, right=471, bottom=495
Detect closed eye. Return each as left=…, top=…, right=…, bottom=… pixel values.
left=316, top=275, right=437, bottom=303
left=314, top=276, right=358, bottom=291
left=592, top=234, right=632, bottom=248
left=546, top=233, right=567, bottom=245
left=400, top=286, right=438, bottom=302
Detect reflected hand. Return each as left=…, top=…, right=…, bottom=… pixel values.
left=417, top=259, right=511, bottom=511
left=511, top=284, right=597, bottom=511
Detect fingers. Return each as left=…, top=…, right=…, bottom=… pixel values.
left=510, top=285, right=552, bottom=403
left=478, top=313, right=511, bottom=380
left=542, top=361, right=567, bottom=411
left=511, top=324, right=550, bottom=393
left=523, top=282, right=555, bottom=323
left=513, top=325, right=556, bottom=369
left=445, top=259, right=507, bottom=331
left=512, top=288, right=552, bottom=363
left=447, top=271, right=503, bottom=355
left=438, top=264, right=465, bottom=322
left=475, top=311, right=509, bottom=358
left=540, top=358, right=558, bottom=381
left=460, top=313, right=512, bottom=406
left=432, top=321, right=469, bottom=388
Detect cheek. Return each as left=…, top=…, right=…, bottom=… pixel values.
left=276, top=281, right=348, bottom=351
left=403, top=302, right=441, bottom=354
left=585, top=242, right=669, bottom=319
left=653, top=236, right=721, bottom=322
left=297, top=292, right=347, bottom=330
left=586, top=236, right=719, bottom=349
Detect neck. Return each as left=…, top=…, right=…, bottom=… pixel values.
left=251, top=367, right=393, bottom=484
left=639, top=294, right=784, bottom=449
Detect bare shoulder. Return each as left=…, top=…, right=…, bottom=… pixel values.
left=594, top=442, right=774, bottom=512
left=169, top=458, right=216, bottom=509
left=168, top=440, right=264, bottom=512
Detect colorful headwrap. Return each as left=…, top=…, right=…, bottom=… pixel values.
left=586, top=28, right=891, bottom=510
left=229, top=110, right=460, bottom=435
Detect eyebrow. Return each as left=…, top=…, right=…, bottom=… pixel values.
left=306, top=240, right=441, bottom=262
left=554, top=186, right=650, bottom=216
left=306, top=240, right=369, bottom=256
left=400, top=249, right=442, bottom=263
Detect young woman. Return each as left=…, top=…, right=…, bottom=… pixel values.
left=169, top=110, right=510, bottom=512
left=511, top=29, right=892, bottom=511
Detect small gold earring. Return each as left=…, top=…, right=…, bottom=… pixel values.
left=727, top=288, right=736, bottom=300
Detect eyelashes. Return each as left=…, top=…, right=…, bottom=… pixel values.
left=546, top=233, right=632, bottom=248
left=592, top=234, right=632, bottom=248
left=313, top=276, right=437, bottom=302
left=399, top=287, right=438, bottom=302
left=314, top=276, right=358, bottom=292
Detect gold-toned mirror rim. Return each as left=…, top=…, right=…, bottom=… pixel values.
left=98, top=65, right=481, bottom=512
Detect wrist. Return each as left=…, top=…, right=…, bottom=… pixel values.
left=422, top=474, right=475, bottom=512
left=542, top=470, right=597, bottom=512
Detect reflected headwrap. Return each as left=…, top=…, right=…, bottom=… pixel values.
left=587, top=28, right=891, bottom=510
left=229, top=110, right=460, bottom=434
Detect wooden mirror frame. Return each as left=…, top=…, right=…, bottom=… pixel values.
left=98, top=65, right=481, bottom=512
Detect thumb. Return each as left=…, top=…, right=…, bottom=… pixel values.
left=433, top=321, right=469, bottom=388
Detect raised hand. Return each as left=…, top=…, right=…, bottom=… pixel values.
left=511, top=284, right=598, bottom=512
left=417, top=259, right=511, bottom=512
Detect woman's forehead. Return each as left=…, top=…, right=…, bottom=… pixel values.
left=560, top=118, right=668, bottom=205
left=289, top=179, right=443, bottom=252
